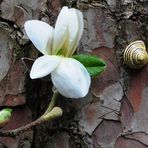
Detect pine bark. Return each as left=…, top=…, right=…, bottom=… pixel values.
left=0, top=0, right=148, bottom=148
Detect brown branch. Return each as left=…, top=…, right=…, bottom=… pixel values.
left=0, top=107, right=63, bottom=138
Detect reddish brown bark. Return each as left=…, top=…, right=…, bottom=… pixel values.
left=0, top=0, right=148, bottom=147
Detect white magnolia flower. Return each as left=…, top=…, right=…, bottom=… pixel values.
left=24, top=6, right=90, bottom=98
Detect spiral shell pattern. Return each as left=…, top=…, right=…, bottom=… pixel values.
left=123, top=40, right=148, bottom=69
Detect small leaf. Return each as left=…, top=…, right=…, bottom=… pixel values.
left=73, top=54, right=107, bottom=77
left=0, top=108, right=12, bottom=127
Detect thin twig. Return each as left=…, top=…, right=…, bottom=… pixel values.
left=43, top=90, right=59, bottom=115
left=0, top=91, right=61, bottom=138
left=0, top=118, right=42, bottom=137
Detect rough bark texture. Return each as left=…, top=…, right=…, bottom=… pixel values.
left=0, top=0, right=148, bottom=147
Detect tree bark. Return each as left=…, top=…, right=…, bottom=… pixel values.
left=0, top=0, right=148, bottom=148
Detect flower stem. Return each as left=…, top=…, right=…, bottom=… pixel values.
left=44, top=89, right=59, bottom=115
left=0, top=90, right=62, bottom=137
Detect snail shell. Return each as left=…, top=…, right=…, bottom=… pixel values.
left=123, top=40, right=148, bottom=69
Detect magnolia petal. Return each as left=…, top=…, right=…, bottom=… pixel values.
left=69, top=10, right=84, bottom=56
left=65, top=8, right=79, bottom=56
left=76, top=10, right=84, bottom=42
left=25, top=20, right=53, bottom=55
left=52, top=6, right=69, bottom=54
left=30, top=55, right=61, bottom=79
left=51, top=58, right=90, bottom=98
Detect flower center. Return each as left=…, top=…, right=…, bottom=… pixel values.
left=56, top=49, right=69, bottom=57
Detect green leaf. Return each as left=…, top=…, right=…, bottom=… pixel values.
left=73, top=54, right=107, bottom=77
left=0, top=108, right=12, bottom=125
